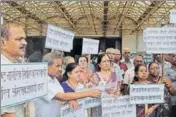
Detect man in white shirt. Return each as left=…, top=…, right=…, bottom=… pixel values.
left=35, top=52, right=101, bottom=117
left=1, top=23, right=27, bottom=117
left=106, top=48, right=123, bottom=81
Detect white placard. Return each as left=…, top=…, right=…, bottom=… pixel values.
left=143, top=27, right=176, bottom=54
left=130, top=84, right=164, bottom=104
left=82, top=38, right=99, bottom=54
left=1, top=63, right=48, bottom=108
left=61, top=100, right=85, bottom=117
left=170, top=9, right=176, bottom=24
left=45, top=24, right=75, bottom=52
left=84, top=97, right=101, bottom=109
left=101, top=96, right=136, bottom=117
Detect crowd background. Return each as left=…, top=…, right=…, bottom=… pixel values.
left=1, top=23, right=176, bottom=117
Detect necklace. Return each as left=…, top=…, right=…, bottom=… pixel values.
left=67, top=80, right=77, bottom=90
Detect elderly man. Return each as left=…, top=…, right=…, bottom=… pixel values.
left=35, top=52, right=101, bottom=117
left=114, top=49, right=128, bottom=76
left=1, top=23, right=27, bottom=117
left=106, top=48, right=123, bottom=81
left=121, top=48, right=133, bottom=69
left=123, top=55, right=144, bottom=84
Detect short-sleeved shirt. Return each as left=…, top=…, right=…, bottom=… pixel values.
left=113, top=63, right=123, bottom=81
left=123, top=67, right=135, bottom=84
left=35, top=76, right=64, bottom=117
left=1, top=54, right=25, bottom=117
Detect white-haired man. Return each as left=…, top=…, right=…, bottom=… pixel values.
left=106, top=48, right=123, bottom=81
left=35, top=52, right=101, bottom=117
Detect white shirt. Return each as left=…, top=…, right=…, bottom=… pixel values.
left=1, top=54, right=25, bottom=117
left=123, top=67, right=135, bottom=84
left=113, top=63, right=123, bottom=81
left=35, top=76, right=64, bottom=117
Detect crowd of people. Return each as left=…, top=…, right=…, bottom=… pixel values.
left=1, top=22, right=176, bottom=117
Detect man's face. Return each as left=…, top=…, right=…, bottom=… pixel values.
left=49, top=58, right=62, bottom=77
left=115, top=51, right=121, bottom=61
left=134, top=56, right=143, bottom=67
left=123, top=51, right=130, bottom=60
left=155, top=54, right=162, bottom=62
left=2, top=26, right=27, bottom=57
left=106, top=51, right=115, bottom=61
left=171, top=54, right=176, bottom=66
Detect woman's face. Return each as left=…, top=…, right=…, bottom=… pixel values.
left=99, top=55, right=111, bottom=71
left=68, top=66, right=81, bottom=82
left=79, top=57, right=88, bottom=69
left=149, top=63, right=160, bottom=77
left=137, top=66, right=148, bottom=80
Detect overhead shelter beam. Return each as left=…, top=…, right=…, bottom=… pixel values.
left=113, top=1, right=133, bottom=34
left=7, top=1, right=46, bottom=24
left=53, top=1, right=79, bottom=33
left=88, top=1, right=97, bottom=35
left=103, top=1, right=109, bottom=37
left=130, top=1, right=165, bottom=34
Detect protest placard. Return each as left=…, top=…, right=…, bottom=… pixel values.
left=61, top=100, right=85, bottom=117
left=45, top=24, right=75, bottom=52
left=101, top=96, right=136, bottom=117
left=170, top=9, right=176, bottom=24
left=82, top=38, right=99, bottom=54
left=84, top=97, right=101, bottom=109
left=143, top=27, right=176, bottom=54
left=130, top=84, right=164, bottom=104
left=1, top=63, right=48, bottom=107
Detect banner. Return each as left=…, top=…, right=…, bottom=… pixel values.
left=101, top=96, right=136, bottom=117
left=130, top=84, right=164, bottom=104
left=84, top=97, right=101, bottom=109
left=1, top=63, right=48, bottom=107
left=143, top=27, right=176, bottom=54
left=45, top=24, right=75, bottom=52
left=61, top=100, right=85, bottom=117
left=82, top=38, right=99, bottom=54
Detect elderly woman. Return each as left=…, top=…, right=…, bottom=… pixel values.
left=61, top=63, right=84, bottom=92
left=78, top=56, right=93, bottom=85
left=133, top=64, right=159, bottom=117
left=89, top=54, right=121, bottom=96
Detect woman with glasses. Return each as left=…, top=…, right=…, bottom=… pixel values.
left=89, top=54, right=121, bottom=96
left=133, top=64, right=160, bottom=117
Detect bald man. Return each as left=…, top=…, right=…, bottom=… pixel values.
left=121, top=48, right=133, bottom=69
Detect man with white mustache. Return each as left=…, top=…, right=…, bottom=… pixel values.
left=1, top=23, right=27, bottom=117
